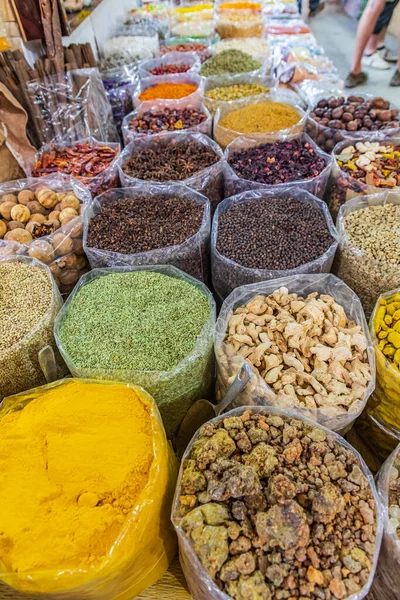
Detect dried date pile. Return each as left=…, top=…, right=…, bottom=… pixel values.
left=228, top=139, right=327, bottom=186
left=87, top=195, right=204, bottom=255
left=127, top=107, right=208, bottom=135
left=178, top=409, right=378, bottom=600
left=216, top=196, right=333, bottom=271
left=121, top=138, right=219, bottom=182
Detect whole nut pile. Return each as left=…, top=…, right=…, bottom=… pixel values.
left=0, top=188, right=83, bottom=244
left=177, top=408, right=378, bottom=600
left=228, top=139, right=327, bottom=186
left=336, top=141, right=400, bottom=188
left=309, top=95, right=400, bottom=152
left=216, top=197, right=333, bottom=270
left=127, top=107, right=208, bottom=136
left=223, top=287, right=371, bottom=417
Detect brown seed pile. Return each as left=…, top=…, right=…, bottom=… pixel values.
left=178, top=409, right=378, bottom=600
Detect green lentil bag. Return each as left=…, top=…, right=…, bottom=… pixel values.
left=54, top=265, right=216, bottom=437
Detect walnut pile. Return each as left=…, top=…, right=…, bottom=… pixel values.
left=222, top=287, right=371, bottom=421
left=178, top=410, right=378, bottom=600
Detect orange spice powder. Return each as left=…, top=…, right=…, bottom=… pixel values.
left=139, top=83, right=198, bottom=101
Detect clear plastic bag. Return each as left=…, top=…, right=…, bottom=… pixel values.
left=54, top=264, right=216, bottom=437
left=216, top=13, right=264, bottom=38
left=224, top=132, right=332, bottom=198
left=25, top=68, right=119, bottom=146
left=172, top=405, right=383, bottom=600
left=139, top=51, right=201, bottom=77
left=204, top=73, right=277, bottom=115
left=170, top=20, right=216, bottom=39
left=368, top=445, right=400, bottom=600
left=101, top=64, right=139, bottom=140
left=213, top=91, right=306, bottom=150
left=158, top=38, right=212, bottom=63
left=326, top=137, right=400, bottom=219
left=0, top=174, right=91, bottom=296
left=31, top=137, right=120, bottom=198
left=117, top=131, right=224, bottom=213
left=122, top=100, right=212, bottom=145
left=212, top=188, right=338, bottom=300
left=212, top=37, right=270, bottom=64
left=334, top=191, right=400, bottom=317
left=0, top=256, right=66, bottom=399
left=133, top=72, right=204, bottom=111
left=83, top=184, right=211, bottom=283
left=103, top=27, right=160, bottom=58
left=0, top=378, right=178, bottom=599
left=215, top=273, right=375, bottom=433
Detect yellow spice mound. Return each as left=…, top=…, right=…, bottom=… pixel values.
left=219, top=101, right=301, bottom=133
left=0, top=379, right=154, bottom=590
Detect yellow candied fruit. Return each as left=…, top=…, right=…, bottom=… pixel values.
left=379, top=339, right=387, bottom=351
left=379, top=298, right=387, bottom=305
left=388, top=331, right=400, bottom=348
left=383, top=345, right=395, bottom=357
left=378, top=330, right=389, bottom=339
left=385, top=315, right=393, bottom=325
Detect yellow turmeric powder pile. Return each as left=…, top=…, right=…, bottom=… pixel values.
left=0, top=379, right=157, bottom=593
left=218, top=101, right=301, bottom=133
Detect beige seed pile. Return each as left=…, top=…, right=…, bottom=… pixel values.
left=0, top=262, right=53, bottom=351
left=345, top=204, right=400, bottom=264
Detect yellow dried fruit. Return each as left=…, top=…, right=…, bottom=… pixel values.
left=36, top=188, right=58, bottom=209
left=10, top=205, right=30, bottom=223
left=4, top=228, right=33, bottom=244
left=18, top=190, right=35, bottom=205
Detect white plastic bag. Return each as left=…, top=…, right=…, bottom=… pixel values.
left=215, top=273, right=375, bottom=433
left=224, top=132, right=332, bottom=198
left=83, top=183, right=211, bottom=283
left=117, top=131, right=224, bottom=213
left=212, top=188, right=338, bottom=300
left=172, top=405, right=383, bottom=600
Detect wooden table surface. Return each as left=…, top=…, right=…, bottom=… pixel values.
left=137, top=558, right=191, bottom=600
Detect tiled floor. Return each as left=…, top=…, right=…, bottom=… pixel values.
left=308, top=2, right=399, bottom=102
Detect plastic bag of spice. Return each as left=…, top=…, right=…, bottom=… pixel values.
left=139, top=52, right=201, bottom=77
left=223, top=132, right=332, bottom=198
left=216, top=13, right=264, bottom=38
left=334, top=191, right=400, bottom=317
left=122, top=100, right=212, bottom=145
left=83, top=184, right=211, bottom=282
left=204, top=73, right=277, bottom=115
left=0, top=256, right=67, bottom=399
left=118, top=132, right=224, bottom=213
left=30, top=137, right=120, bottom=198
left=133, top=72, right=204, bottom=111
left=367, top=445, right=400, bottom=600
left=158, top=39, right=213, bottom=64
left=211, top=187, right=338, bottom=300
left=215, top=273, right=375, bottom=434
left=326, top=137, right=400, bottom=219
left=171, top=405, right=383, bottom=600
left=54, top=264, right=216, bottom=437
left=101, top=64, right=139, bottom=140
left=0, top=174, right=91, bottom=296
left=213, top=91, right=306, bottom=150
left=0, top=378, right=178, bottom=599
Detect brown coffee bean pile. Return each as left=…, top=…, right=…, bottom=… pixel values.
left=122, top=139, right=219, bottom=182
left=87, top=196, right=204, bottom=255
left=177, top=409, right=378, bottom=600
left=216, top=196, right=333, bottom=270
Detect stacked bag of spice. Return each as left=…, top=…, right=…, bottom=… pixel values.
left=213, top=92, right=305, bottom=149
left=327, top=139, right=400, bottom=218
left=334, top=191, right=400, bottom=316
left=139, top=52, right=201, bottom=77
left=55, top=266, right=215, bottom=437
left=0, top=378, right=177, bottom=598
left=133, top=73, right=204, bottom=109
left=204, top=74, right=276, bottom=116
left=212, top=37, right=270, bottom=64
left=216, top=2, right=264, bottom=39
left=307, top=94, right=400, bottom=153
left=0, top=175, right=90, bottom=296
left=118, top=132, right=224, bottom=213
left=223, top=133, right=332, bottom=198
left=0, top=256, right=66, bottom=399
left=215, top=274, right=375, bottom=433
left=200, top=49, right=265, bottom=78
left=212, top=189, right=338, bottom=300
left=368, top=444, right=400, bottom=600
left=83, top=184, right=211, bottom=283
left=172, top=405, right=383, bottom=600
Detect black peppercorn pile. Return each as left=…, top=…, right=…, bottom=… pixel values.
left=216, top=197, right=333, bottom=270
left=122, top=139, right=219, bottom=182
left=228, top=139, right=327, bottom=186
left=87, top=196, right=204, bottom=254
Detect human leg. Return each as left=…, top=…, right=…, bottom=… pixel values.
left=350, top=0, right=386, bottom=74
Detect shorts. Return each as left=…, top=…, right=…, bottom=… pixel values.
left=373, top=0, right=399, bottom=32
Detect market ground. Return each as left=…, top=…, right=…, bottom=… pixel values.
left=308, top=1, right=399, bottom=102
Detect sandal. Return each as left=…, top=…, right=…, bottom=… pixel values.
left=345, top=71, right=368, bottom=88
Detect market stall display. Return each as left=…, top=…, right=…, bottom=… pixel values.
left=216, top=12, right=264, bottom=38
left=55, top=266, right=215, bottom=437
left=0, top=378, right=177, bottom=596
left=135, top=73, right=203, bottom=106
left=84, top=184, right=210, bottom=282
left=216, top=274, right=374, bottom=433
left=173, top=406, right=382, bottom=600
left=212, top=189, right=338, bottom=299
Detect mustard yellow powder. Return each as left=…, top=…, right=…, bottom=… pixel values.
left=0, top=379, right=155, bottom=591
left=219, top=101, right=301, bottom=133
